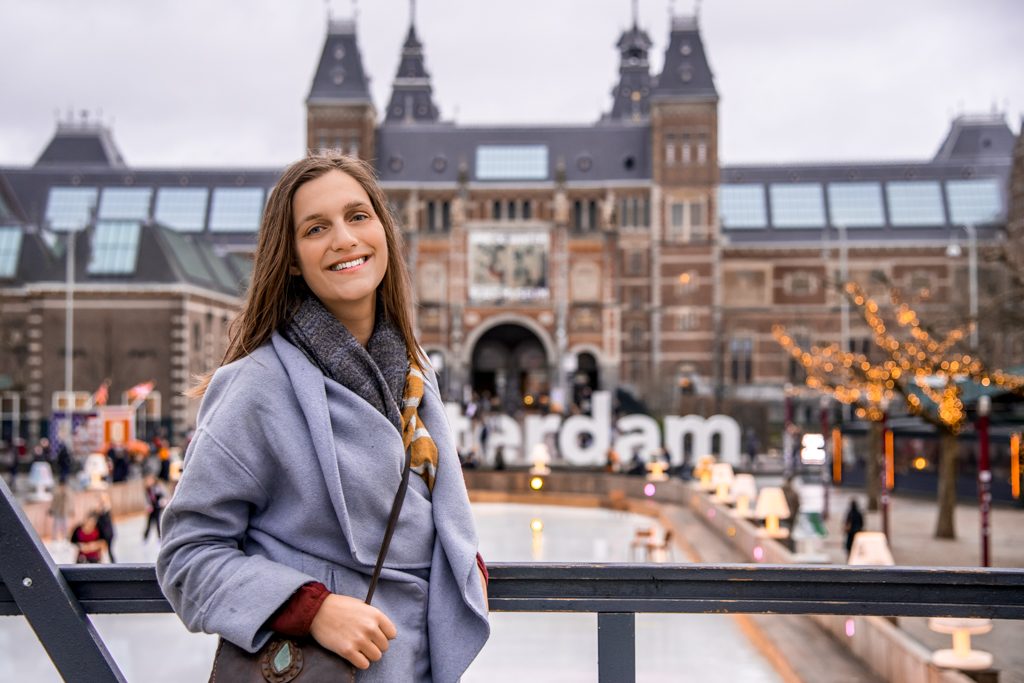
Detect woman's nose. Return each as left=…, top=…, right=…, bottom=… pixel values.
left=330, top=221, right=358, bottom=250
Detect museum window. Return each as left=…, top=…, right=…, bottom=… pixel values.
left=588, top=200, right=598, bottom=231
left=442, top=200, right=451, bottom=230
left=665, top=135, right=676, bottom=166
left=631, top=323, right=644, bottom=347
left=697, top=142, right=707, bottom=165
left=573, top=200, right=582, bottom=230
left=682, top=143, right=692, bottom=165
left=630, top=288, right=643, bottom=310
left=690, top=200, right=707, bottom=240
left=522, top=200, right=532, bottom=220
left=730, top=337, right=753, bottom=384
left=677, top=307, right=697, bottom=331
left=492, top=199, right=502, bottom=221
left=507, top=200, right=517, bottom=220
left=426, top=200, right=437, bottom=232
left=669, top=202, right=685, bottom=241
left=628, top=251, right=643, bottom=275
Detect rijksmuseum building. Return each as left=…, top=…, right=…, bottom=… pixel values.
left=1, top=13, right=1022, bottom=442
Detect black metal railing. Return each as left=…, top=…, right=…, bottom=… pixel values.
left=3, top=478, right=1024, bottom=682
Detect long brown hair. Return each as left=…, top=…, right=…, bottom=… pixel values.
left=190, top=153, right=420, bottom=397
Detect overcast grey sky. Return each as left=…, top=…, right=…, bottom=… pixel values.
left=1, top=0, right=1021, bottom=168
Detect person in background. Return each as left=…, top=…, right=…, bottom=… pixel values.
left=70, top=513, right=106, bottom=564
left=96, top=492, right=116, bottom=562
left=844, top=498, right=865, bottom=556
left=49, top=482, right=72, bottom=542
left=782, top=476, right=801, bottom=530
left=143, top=474, right=166, bottom=542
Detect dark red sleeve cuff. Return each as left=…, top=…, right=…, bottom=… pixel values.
left=268, top=582, right=330, bottom=637
left=476, top=552, right=489, bottom=585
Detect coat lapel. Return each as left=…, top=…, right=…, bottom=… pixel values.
left=271, top=332, right=357, bottom=554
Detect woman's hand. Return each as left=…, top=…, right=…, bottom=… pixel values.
left=309, top=594, right=397, bottom=670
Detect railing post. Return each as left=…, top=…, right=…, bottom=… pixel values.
left=0, top=476, right=126, bottom=682
left=597, top=612, right=635, bottom=683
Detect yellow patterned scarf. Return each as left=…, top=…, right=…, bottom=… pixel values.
left=401, top=358, right=438, bottom=492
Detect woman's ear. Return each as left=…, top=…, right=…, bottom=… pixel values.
left=288, top=264, right=302, bottom=276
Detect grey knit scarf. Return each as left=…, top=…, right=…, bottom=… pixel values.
left=282, top=295, right=408, bottom=432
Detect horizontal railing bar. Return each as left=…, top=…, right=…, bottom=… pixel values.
left=1, top=563, right=1022, bottom=620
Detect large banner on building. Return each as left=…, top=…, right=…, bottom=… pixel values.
left=469, top=232, right=549, bottom=302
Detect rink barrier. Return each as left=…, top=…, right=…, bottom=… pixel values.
left=4, top=476, right=1024, bottom=682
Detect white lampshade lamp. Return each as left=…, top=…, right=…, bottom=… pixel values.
left=711, top=463, right=735, bottom=502
left=730, top=474, right=758, bottom=518
left=929, top=618, right=993, bottom=670
left=27, top=461, right=55, bottom=503
left=84, top=453, right=110, bottom=490
left=646, top=458, right=669, bottom=482
left=529, top=443, right=551, bottom=476
left=696, top=455, right=716, bottom=490
left=847, top=531, right=895, bottom=566
left=754, top=487, right=791, bottom=538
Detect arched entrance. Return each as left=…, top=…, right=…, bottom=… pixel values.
left=471, top=324, right=551, bottom=413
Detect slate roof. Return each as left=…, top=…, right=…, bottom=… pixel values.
left=35, top=121, right=126, bottom=168
left=651, top=16, right=718, bottom=102
left=933, top=114, right=1017, bottom=163
left=376, top=122, right=652, bottom=184
left=384, top=23, right=441, bottom=124
left=306, top=19, right=373, bottom=105
left=607, top=22, right=655, bottom=121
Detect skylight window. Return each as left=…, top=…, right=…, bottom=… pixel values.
left=87, top=221, right=141, bottom=275
left=155, top=188, right=209, bottom=232
left=945, top=178, right=1002, bottom=224
left=475, top=145, right=549, bottom=181
left=98, top=187, right=152, bottom=221
left=0, top=226, right=23, bottom=277
left=45, top=187, right=98, bottom=231
left=719, top=184, right=767, bottom=229
left=827, top=182, right=885, bottom=227
left=209, top=188, right=264, bottom=232
left=769, top=183, right=825, bottom=228
left=886, top=181, right=945, bottom=226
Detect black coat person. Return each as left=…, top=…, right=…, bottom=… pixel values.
left=844, top=499, right=865, bottom=555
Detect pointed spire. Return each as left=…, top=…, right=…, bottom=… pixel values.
left=385, top=0, right=440, bottom=124
left=307, top=16, right=373, bottom=105
left=651, top=13, right=718, bottom=102
left=607, top=3, right=654, bottom=120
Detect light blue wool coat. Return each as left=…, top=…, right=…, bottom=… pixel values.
left=156, top=332, right=490, bottom=682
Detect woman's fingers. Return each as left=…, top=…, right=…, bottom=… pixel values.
left=361, top=642, right=384, bottom=663
left=368, top=626, right=390, bottom=653
left=379, top=614, right=398, bottom=640
left=345, top=649, right=371, bottom=670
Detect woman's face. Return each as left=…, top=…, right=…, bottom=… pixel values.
left=290, top=169, right=389, bottom=325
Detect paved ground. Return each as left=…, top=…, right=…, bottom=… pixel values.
left=819, top=486, right=1024, bottom=683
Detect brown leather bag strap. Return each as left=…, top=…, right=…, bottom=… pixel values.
left=364, top=445, right=413, bottom=605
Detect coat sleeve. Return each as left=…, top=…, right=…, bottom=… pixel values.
left=156, top=427, right=316, bottom=652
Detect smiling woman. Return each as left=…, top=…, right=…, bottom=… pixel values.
left=157, top=153, right=491, bottom=682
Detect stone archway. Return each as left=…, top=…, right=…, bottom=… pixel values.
left=469, top=324, right=551, bottom=413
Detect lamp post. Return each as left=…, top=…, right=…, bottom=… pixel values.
left=880, top=397, right=892, bottom=542
left=820, top=395, right=831, bottom=521
left=837, top=223, right=851, bottom=422
left=977, top=395, right=991, bottom=567
left=64, top=228, right=76, bottom=400
left=946, top=224, right=978, bottom=350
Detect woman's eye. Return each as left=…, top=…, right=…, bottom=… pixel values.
left=351, top=212, right=370, bottom=222
left=306, top=224, right=325, bottom=235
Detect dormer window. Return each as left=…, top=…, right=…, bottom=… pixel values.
left=680, top=42, right=692, bottom=56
